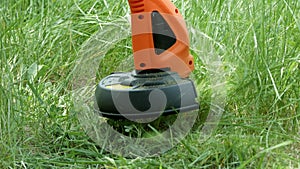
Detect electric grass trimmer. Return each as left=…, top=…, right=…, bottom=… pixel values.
left=95, top=0, right=199, bottom=120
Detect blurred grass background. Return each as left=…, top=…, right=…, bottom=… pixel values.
left=0, top=0, right=299, bottom=168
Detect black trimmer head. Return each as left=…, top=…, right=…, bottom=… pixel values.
left=95, top=70, right=199, bottom=120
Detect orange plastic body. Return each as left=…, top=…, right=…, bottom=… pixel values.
left=128, top=0, right=194, bottom=78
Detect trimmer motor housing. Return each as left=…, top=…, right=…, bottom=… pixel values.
left=94, top=0, right=199, bottom=119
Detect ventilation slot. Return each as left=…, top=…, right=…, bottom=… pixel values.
left=128, top=0, right=145, bottom=13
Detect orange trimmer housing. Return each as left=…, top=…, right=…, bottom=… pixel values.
left=128, top=0, right=194, bottom=78
left=95, top=0, right=199, bottom=119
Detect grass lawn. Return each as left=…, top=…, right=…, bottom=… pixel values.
left=1, top=0, right=299, bottom=168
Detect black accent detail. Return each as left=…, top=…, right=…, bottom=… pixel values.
left=136, top=68, right=170, bottom=75
left=151, top=11, right=176, bottom=55
left=140, top=63, right=146, bottom=67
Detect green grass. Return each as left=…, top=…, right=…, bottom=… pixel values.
left=1, top=0, right=299, bottom=168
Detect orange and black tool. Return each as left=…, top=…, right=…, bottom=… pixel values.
left=95, top=0, right=199, bottom=119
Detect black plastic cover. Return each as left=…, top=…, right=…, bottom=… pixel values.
left=94, top=71, right=199, bottom=119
